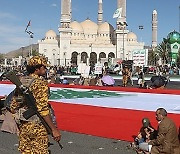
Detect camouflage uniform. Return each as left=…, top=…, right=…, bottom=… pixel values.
left=10, top=56, right=50, bottom=154
left=122, top=68, right=130, bottom=87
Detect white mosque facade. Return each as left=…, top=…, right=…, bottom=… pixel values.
left=38, top=0, right=146, bottom=66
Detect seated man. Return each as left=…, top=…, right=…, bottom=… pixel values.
left=136, top=108, right=179, bottom=154
left=149, top=108, right=180, bottom=154
left=150, top=76, right=168, bottom=89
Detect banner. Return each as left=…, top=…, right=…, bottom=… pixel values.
left=94, top=63, right=103, bottom=74
left=132, top=49, right=148, bottom=67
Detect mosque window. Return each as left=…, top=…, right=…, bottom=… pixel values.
left=106, top=34, right=108, bottom=37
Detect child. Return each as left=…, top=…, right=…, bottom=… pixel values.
left=130, top=118, right=157, bottom=152
left=62, top=77, right=69, bottom=85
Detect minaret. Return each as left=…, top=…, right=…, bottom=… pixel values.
left=152, top=10, right=158, bottom=48
left=70, top=0, right=72, bottom=21
left=59, top=0, right=72, bottom=66
left=60, top=0, right=71, bottom=28
left=117, top=0, right=127, bottom=29
left=98, top=0, right=103, bottom=25
left=115, top=0, right=128, bottom=60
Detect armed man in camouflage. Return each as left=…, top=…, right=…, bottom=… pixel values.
left=10, top=56, right=61, bottom=153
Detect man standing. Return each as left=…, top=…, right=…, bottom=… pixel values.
left=10, top=56, right=61, bottom=153
left=149, top=108, right=179, bottom=154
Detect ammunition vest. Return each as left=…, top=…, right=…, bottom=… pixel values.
left=13, top=76, right=41, bottom=124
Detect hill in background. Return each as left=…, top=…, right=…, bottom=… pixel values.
left=3, top=44, right=39, bottom=59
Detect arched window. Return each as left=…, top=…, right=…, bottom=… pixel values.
left=99, top=52, right=106, bottom=61
left=71, top=51, right=78, bottom=65
left=81, top=52, right=88, bottom=63
left=108, top=52, right=115, bottom=58
left=90, top=52, right=97, bottom=67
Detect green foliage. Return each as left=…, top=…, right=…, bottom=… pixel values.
left=148, top=49, right=159, bottom=66
left=0, top=54, right=4, bottom=64
left=156, top=40, right=170, bottom=65
left=32, top=49, right=39, bottom=56
left=0, top=53, right=4, bottom=59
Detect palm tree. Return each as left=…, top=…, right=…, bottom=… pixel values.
left=156, top=39, right=169, bottom=65
left=148, top=48, right=158, bottom=66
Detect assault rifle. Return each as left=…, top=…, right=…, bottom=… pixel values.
left=6, top=71, right=63, bottom=149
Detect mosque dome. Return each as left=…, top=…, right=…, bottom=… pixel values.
left=127, top=32, right=137, bottom=41
left=81, top=19, right=98, bottom=34
left=45, top=30, right=57, bottom=38
left=98, top=22, right=114, bottom=34
left=167, top=30, right=180, bottom=44
left=70, top=21, right=83, bottom=33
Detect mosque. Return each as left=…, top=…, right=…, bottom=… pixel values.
left=38, top=0, right=158, bottom=66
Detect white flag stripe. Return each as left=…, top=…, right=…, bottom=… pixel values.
left=0, top=84, right=180, bottom=114
left=50, top=92, right=180, bottom=114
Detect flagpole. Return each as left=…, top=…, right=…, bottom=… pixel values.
left=25, top=20, right=33, bottom=57
left=29, top=37, right=31, bottom=57
left=30, top=37, right=33, bottom=56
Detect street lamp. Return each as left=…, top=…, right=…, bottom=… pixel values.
left=139, top=25, right=144, bottom=42
left=119, top=22, right=128, bottom=60
left=21, top=47, right=24, bottom=65
left=89, top=43, right=92, bottom=64
left=63, top=52, right=67, bottom=66
left=25, top=30, right=33, bottom=57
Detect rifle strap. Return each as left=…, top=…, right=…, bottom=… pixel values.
left=20, top=76, right=36, bottom=88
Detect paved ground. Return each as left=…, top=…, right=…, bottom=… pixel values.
left=0, top=123, right=135, bottom=154
left=0, top=78, right=179, bottom=154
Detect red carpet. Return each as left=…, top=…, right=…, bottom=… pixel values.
left=50, top=101, right=180, bottom=142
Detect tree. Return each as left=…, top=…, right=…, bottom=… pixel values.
left=32, top=49, right=39, bottom=56
left=156, top=39, right=169, bottom=65
left=148, top=48, right=159, bottom=66
left=0, top=54, right=4, bottom=64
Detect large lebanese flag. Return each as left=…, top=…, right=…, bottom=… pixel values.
left=0, top=81, right=180, bottom=141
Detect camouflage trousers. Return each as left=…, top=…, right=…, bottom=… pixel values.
left=18, top=122, right=49, bottom=154
left=122, top=75, right=128, bottom=87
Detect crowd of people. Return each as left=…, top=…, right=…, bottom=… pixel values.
left=0, top=56, right=179, bottom=153
left=0, top=64, right=171, bottom=89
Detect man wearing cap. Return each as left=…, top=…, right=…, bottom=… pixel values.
left=138, top=108, right=180, bottom=153
left=149, top=108, right=180, bottom=154
left=10, top=56, right=61, bottom=153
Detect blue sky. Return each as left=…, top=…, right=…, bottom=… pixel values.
left=0, top=0, right=179, bottom=54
